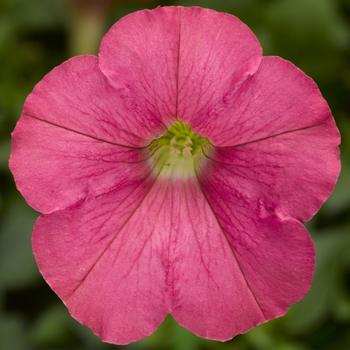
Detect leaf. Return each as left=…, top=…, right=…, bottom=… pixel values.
left=264, top=0, right=349, bottom=81
left=284, top=226, right=350, bottom=334
left=0, top=314, right=27, bottom=350
left=324, top=116, right=350, bottom=213
left=0, top=196, right=39, bottom=289
left=0, top=139, right=10, bottom=170
left=29, top=304, right=74, bottom=347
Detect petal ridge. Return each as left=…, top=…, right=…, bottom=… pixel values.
left=193, top=173, right=267, bottom=319
left=195, top=171, right=314, bottom=320
left=98, top=6, right=263, bottom=123
left=10, top=55, right=162, bottom=214
left=32, top=173, right=170, bottom=344
left=217, top=120, right=331, bottom=149
left=205, top=118, right=340, bottom=221
left=23, top=113, right=147, bottom=149
left=190, top=55, right=338, bottom=147
left=61, top=171, right=162, bottom=301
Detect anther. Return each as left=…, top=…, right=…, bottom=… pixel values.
left=182, top=146, right=192, bottom=158
left=170, top=147, right=180, bottom=157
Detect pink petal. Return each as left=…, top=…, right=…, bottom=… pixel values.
left=190, top=56, right=337, bottom=147
left=33, top=177, right=314, bottom=343
left=22, top=55, right=164, bottom=146
left=99, top=7, right=180, bottom=124
left=10, top=114, right=150, bottom=213
left=206, top=118, right=340, bottom=221
left=168, top=181, right=313, bottom=340
left=9, top=55, right=162, bottom=213
left=190, top=172, right=315, bottom=338
left=167, top=180, right=268, bottom=340
left=176, top=7, right=262, bottom=122
left=33, top=178, right=166, bottom=345
left=99, top=7, right=262, bottom=122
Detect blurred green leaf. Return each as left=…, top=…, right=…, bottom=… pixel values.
left=264, top=0, right=349, bottom=80
left=245, top=326, right=277, bottom=349
left=0, top=197, right=38, bottom=289
left=324, top=116, right=350, bottom=213
left=284, top=226, right=350, bottom=334
left=4, top=0, right=65, bottom=29
left=0, top=138, right=10, bottom=170
left=134, top=316, right=201, bottom=350
left=29, top=304, right=74, bottom=347
left=275, top=345, right=309, bottom=350
left=324, top=154, right=350, bottom=213
left=0, top=314, right=27, bottom=350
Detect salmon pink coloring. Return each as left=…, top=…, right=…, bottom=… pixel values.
left=9, top=6, right=340, bottom=345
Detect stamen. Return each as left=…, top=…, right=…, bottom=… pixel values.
left=182, top=146, right=192, bottom=158
left=170, top=147, right=181, bottom=157
left=147, top=120, right=212, bottom=179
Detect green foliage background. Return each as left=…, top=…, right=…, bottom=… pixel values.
left=0, top=0, right=350, bottom=349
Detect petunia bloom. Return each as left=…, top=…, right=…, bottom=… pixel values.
left=10, top=6, right=340, bottom=345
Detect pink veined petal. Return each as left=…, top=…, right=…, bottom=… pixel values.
left=9, top=55, right=162, bottom=214
left=190, top=56, right=337, bottom=147
left=33, top=177, right=314, bottom=343
left=206, top=119, right=340, bottom=221
left=99, top=7, right=180, bottom=125
left=99, top=6, right=262, bottom=122
left=158, top=181, right=267, bottom=340
left=176, top=7, right=262, bottom=122
left=9, top=114, right=150, bottom=214
left=191, top=170, right=315, bottom=336
left=22, top=55, right=164, bottom=147
left=33, top=178, right=167, bottom=345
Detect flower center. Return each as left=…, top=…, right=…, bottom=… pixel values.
left=148, top=120, right=212, bottom=179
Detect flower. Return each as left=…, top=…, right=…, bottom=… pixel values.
left=9, top=6, right=340, bottom=345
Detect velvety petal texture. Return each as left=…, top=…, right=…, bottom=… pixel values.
left=10, top=56, right=155, bottom=213
left=10, top=5, right=340, bottom=346
left=99, top=7, right=179, bottom=125
left=10, top=113, right=150, bottom=213
left=198, top=166, right=315, bottom=325
left=32, top=179, right=314, bottom=342
left=206, top=119, right=340, bottom=222
left=99, top=6, right=262, bottom=124
left=33, top=180, right=167, bottom=344
left=191, top=56, right=337, bottom=146
left=175, top=7, right=261, bottom=122
left=22, top=56, right=160, bottom=147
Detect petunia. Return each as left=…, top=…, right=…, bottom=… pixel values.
left=9, top=6, right=340, bottom=345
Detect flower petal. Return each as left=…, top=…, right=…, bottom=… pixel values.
left=10, top=114, right=150, bottom=213
left=9, top=55, right=161, bottom=213
left=168, top=181, right=313, bottom=340
left=21, top=55, right=163, bottom=146
left=33, top=179, right=167, bottom=345
left=190, top=56, right=337, bottom=147
left=176, top=7, right=262, bottom=122
left=99, top=7, right=180, bottom=124
left=99, top=7, right=262, bottom=122
left=205, top=118, right=340, bottom=221
left=33, top=174, right=315, bottom=343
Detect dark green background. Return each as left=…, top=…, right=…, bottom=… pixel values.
left=1, top=0, right=350, bottom=349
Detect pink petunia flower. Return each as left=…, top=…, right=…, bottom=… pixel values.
left=9, top=6, right=340, bottom=345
